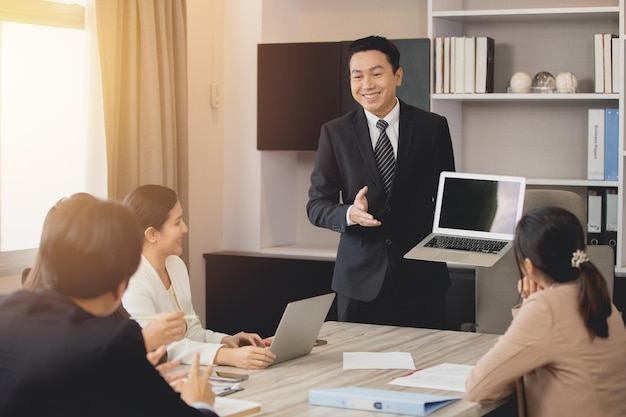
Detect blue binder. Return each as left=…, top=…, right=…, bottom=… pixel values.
left=604, top=108, right=619, bottom=181
left=309, top=387, right=459, bottom=416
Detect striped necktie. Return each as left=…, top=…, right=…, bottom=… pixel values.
left=374, top=119, right=395, bottom=195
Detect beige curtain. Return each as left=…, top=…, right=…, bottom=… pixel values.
left=94, top=0, right=188, bottom=207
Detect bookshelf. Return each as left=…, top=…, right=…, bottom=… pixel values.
left=428, top=0, right=625, bottom=273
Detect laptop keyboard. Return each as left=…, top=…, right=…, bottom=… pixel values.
left=425, top=236, right=508, bottom=254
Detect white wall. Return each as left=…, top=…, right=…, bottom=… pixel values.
left=186, top=0, right=225, bottom=324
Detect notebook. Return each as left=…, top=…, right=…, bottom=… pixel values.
left=267, top=293, right=335, bottom=365
left=404, top=171, right=526, bottom=267
left=214, top=396, right=262, bottom=417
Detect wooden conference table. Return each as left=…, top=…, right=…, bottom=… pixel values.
left=209, top=321, right=512, bottom=417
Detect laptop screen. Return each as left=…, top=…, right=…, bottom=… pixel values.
left=433, top=172, right=526, bottom=240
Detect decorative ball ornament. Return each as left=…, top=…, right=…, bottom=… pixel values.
left=509, top=72, right=532, bottom=93
left=532, top=71, right=556, bottom=92
left=555, top=71, right=578, bottom=93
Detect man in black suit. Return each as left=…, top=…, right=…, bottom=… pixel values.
left=0, top=194, right=217, bottom=417
left=307, top=35, right=455, bottom=328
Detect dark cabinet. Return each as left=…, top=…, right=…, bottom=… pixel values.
left=257, top=42, right=341, bottom=151
left=204, top=252, right=337, bottom=337
left=203, top=252, right=482, bottom=335
left=257, top=39, right=430, bottom=151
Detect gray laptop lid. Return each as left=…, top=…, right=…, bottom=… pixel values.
left=269, top=293, right=335, bottom=365
left=404, top=171, right=526, bottom=267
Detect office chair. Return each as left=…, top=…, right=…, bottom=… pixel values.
left=473, top=189, right=616, bottom=335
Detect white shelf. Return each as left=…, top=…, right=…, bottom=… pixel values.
left=433, top=93, right=619, bottom=101
left=430, top=1, right=625, bottom=271
left=527, top=179, right=620, bottom=187
left=432, top=7, right=618, bottom=22
left=258, top=244, right=476, bottom=269
left=259, top=244, right=337, bottom=261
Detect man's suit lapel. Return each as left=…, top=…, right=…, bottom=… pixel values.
left=351, top=110, right=386, bottom=196
left=396, top=101, right=415, bottom=176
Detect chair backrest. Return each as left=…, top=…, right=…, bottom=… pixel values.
left=475, top=189, right=615, bottom=334
left=522, top=189, right=587, bottom=234
left=587, top=245, right=615, bottom=298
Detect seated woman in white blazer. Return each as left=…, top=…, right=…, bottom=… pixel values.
left=122, top=184, right=275, bottom=369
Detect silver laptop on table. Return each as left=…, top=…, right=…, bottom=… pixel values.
left=268, top=293, right=335, bottom=365
left=404, top=171, right=526, bottom=267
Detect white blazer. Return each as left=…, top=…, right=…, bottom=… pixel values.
left=122, top=255, right=228, bottom=365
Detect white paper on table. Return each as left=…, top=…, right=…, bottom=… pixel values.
left=343, top=352, right=416, bottom=370
left=388, top=363, right=473, bottom=392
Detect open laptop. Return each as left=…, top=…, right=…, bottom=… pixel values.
left=404, top=171, right=526, bottom=267
left=267, top=293, right=335, bottom=365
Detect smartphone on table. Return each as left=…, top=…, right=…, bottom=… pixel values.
left=210, top=371, right=249, bottom=383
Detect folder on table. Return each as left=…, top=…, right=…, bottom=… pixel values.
left=309, top=387, right=459, bottom=416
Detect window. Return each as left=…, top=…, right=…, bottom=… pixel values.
left=0, top=0, right=105, bottom=275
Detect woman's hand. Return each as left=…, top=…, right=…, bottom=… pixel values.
left=174, top=353, right=215, bottom=407
left=221, top=332, right=265, bottom=348
left=518, top=276, right=544, bottom=300
left=141, top=311, right=186, bottom=351
left=215, top=346, right=276, bottom=369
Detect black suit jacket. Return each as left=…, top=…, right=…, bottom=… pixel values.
left=307, top=100, right=455, bottom=302
left=0, top=290, right=217, bottom=417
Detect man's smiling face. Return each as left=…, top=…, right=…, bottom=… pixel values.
left=349, top=49, right=403, bottom=119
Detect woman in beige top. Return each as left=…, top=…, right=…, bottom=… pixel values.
left=465, top=206, right=626, bottom=417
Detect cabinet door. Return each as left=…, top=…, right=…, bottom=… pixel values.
left=257, top=42, right=341, bottom=151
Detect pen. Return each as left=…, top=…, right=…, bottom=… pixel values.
left=216, top=387, right=244, bottom=397
left=129, top=315, right=199, bottom=320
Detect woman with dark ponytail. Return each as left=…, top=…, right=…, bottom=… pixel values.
left=466, top=206, right=626, bottom=417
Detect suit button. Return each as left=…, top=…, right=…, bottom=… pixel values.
left=385, top=205, right=391, bottom=212
left=385, top=239, right=392, bottom=245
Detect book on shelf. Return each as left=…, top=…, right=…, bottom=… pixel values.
left=449, top=37, right=456, bottom=93
left=434, top=37, right=443, bottom=94
left=604, top=187, right=618, bottom=264
left=594, top=34, right=604, bottom=93
left=587, top=108, right=605, bottom=180
left=439, top=35, right=494, bottom=94
left=463, top=37, right=475, bottom=94
left=612, top=37, right=620, bottom=93
left=587, top=186, right=618, bottom=265
left=604, top=108, right=619, bottom=181
left=587, top=187, right=604, bottom=246
left=214, top=396, right=262, bottom=417
left=475, top=36, right=494, bottom=93
left=603, top=34, right=618, bottom=93
left=453, top=36, right=465, bottom=94
left=594, top=33, right=618, bottom=93
left=443, top=36, right=451, bottom=93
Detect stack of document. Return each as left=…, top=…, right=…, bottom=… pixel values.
left=389, top=363, right=474, bottom=393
